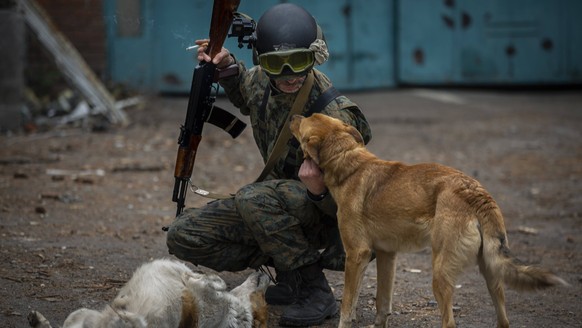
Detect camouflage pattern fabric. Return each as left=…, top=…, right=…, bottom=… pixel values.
left=221, top=63, right=371, bottom=183
left=167, top=179, right=344, bottom=271
left=166, top=62, right=370, bottom=272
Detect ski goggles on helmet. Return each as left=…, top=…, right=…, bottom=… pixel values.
left=258, top=49, right=315, bottom=75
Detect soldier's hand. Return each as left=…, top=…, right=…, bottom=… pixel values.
left=299, top=159, right=327, bottom=196
left=195, top=39, right=234, bottom=68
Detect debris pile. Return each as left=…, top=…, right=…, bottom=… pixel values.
left=21, top=86, right=142, bottom=133
left=16, top=0, right=141, bottom=134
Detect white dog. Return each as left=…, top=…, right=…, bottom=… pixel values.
left=28, top=258, right=270, bottom=328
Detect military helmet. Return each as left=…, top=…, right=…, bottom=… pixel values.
left=255, top=3, right=318, bottom=55
left=253, top=3, right=324, bottom=76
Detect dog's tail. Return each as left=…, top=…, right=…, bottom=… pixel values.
left=476, top=198, right=568, bottom=291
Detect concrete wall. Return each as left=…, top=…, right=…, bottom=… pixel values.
left=0, top=7, right=25, bottom=133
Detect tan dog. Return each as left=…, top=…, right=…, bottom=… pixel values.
left=28, top=258, right=269, bottom=328
left=290, top=113, right=567, bottom=328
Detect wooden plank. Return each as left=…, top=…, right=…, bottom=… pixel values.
left=16, top=0, right=129, bottom=126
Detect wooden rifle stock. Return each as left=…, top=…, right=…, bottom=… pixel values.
left=172, top=0, right=240, bottom=216
left=174, top=134, right=202, bottom=178
left=207, top=0, right=241, bottom=58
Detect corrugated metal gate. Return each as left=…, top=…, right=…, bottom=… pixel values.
left=104, top=0, right=581, bottom=92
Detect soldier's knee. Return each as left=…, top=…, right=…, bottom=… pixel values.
left=236, top=183, right=267, bottom=200
left=234, top=183, right=254, bottom=203
left=235, top=183, right=276, bottom=212
left=165, top=221, right=186, bottom=256
left=165, top=218, right=204, bottom=258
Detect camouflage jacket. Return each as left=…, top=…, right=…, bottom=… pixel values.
left=219, top=61, right=372, bottom=215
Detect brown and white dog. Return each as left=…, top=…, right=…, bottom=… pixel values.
left=28, top=258, right=270, bottom=328
left=290, top=113, right=567, bottom=328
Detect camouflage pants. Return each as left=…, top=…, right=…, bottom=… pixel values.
left=166, top=179, right=345, bottom=272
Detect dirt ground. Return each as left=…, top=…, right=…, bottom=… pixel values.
left=1, top=88, right=581, bottom=327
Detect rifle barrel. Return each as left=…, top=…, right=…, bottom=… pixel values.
left=171, top=0, right=241, bottom=216
left=173, top=178, right=188, bottom=216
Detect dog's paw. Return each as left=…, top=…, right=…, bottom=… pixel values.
left=28, top=311, right=52, bottom=328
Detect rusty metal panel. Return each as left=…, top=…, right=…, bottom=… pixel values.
left=397, top=0, right=455, bottom=84
left=398, top=0, right=582, bottom=85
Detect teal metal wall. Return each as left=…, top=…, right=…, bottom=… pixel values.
left=104, top=0, right=395, bottom=92
left=104, top=0, right=582, bottom=92
left=398, top=0, right=582, bottom=85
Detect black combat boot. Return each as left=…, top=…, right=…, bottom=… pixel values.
left=279, top=262, right=338, bottom=326
left=265, top=268, right=301, bottom=305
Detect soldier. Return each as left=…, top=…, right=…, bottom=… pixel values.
left=166, top=3, right=372, bottom=326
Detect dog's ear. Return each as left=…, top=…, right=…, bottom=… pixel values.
left=345, top=124, right=365, bottom=145
left=303, top=136, right=321, bottom=165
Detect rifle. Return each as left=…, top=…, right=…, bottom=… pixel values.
left=172, top=0, right=245, bottom=216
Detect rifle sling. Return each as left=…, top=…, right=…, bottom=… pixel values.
left=282, top=85, right=341, bottom=178
left=255, top=71, right=315, bottom=182
left=309, top=86, right=341, bottom=117
left=192, top=183, right=236, bottom=199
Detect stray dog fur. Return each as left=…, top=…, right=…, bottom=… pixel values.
left=290, top=113, right=568, bottom=328
left=28, top=258, right=270, bottom=328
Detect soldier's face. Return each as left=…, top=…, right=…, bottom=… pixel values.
left=273, top=75, right=307, bottom=93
